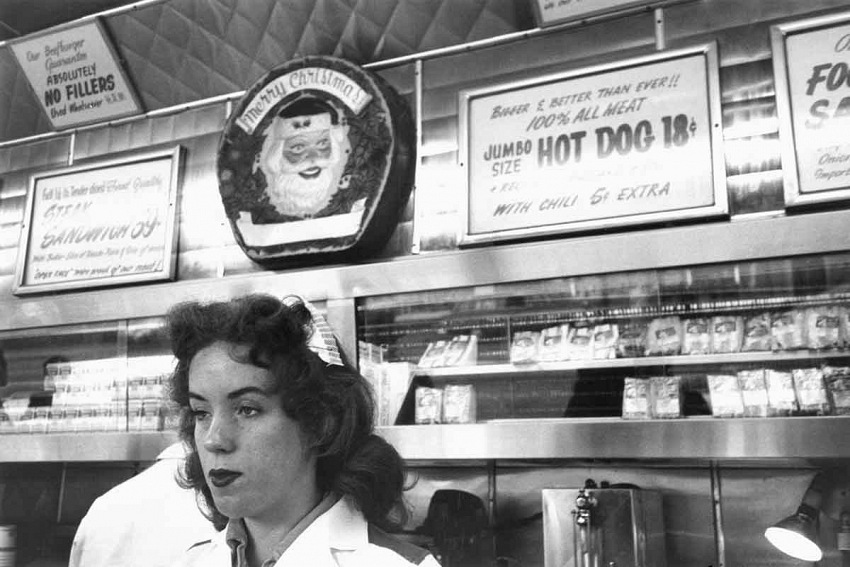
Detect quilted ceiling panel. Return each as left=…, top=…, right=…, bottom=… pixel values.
left=0, top=0, right=534, bottom=143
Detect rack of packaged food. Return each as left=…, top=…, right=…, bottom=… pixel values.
left=360, top=292, right=850, bottom=370
left=0, top=355, right=179, bottom=435
left=357, top=292, right=850, bottom=426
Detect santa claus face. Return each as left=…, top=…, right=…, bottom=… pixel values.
left=256, top=110, right=351, bottom=218
left=282, top=129, right=333, bottom=176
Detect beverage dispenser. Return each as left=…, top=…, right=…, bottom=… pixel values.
left=542, top=482, right=667, bottom=567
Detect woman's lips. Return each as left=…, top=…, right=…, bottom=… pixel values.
left=209, top=469, right=242, bottom=488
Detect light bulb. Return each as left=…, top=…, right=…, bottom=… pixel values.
left=765, top=525, right=823, bottom=562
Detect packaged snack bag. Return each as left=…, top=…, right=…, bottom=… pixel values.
left=737, top=369, right=769, bottom=417
left=565, top=323, right=594, bottom=360
left=707, top=374, right=745, bottom=418
left=741, top=312, right=773, bottom=352
left=765, top=369, right=798, bottom=416
left=538, top=325, right=570, bottom=362
left=771, top=310, right=807, bottom=350
left=616, top=320, right=648, bottom=358
left=823, top=366, right=850, bottom=415
left=442, top=335, right=478, bottom=367
left=510, top=331, right=540, bottom=364
left=418, top=340, right=450, bottom=368
left=622, top=377, right=651, bottom=419
left=806, top=306, right=842, bottom=350
left=711, top=315, right=744, bottom=354
left=646, top=317, right=683, bottom=356
left=650, top=376, right=681, bottom=419
left=591, top=323, right=619, bottom=360
left=682, top=317, right=712, bottom=355
left=792, top=367, right=830, bottom=415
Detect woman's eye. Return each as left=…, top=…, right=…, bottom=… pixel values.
left=190, top=408, right=209, bottom=422
left=238, top=406, right=260, bottom=417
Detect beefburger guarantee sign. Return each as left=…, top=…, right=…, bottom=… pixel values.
left=217, top=56, right=414, bottom=266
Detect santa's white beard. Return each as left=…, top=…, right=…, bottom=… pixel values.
left=266, top=169, right=337, bottom=217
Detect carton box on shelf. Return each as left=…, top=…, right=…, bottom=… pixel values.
left=374, top=362, right=415, bottom=426
left=443, top=384, right=476, bottom=424
left=415, top=387, right=443, bottom=424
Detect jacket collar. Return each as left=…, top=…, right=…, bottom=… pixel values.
left=207, top=496, right=369, bottom=566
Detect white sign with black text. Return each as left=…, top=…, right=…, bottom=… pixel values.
left=772, top=11, right=850, bottom=206
left=460, top=43, right=726, bottom=244
left=9, top=19, right=142, bottom=130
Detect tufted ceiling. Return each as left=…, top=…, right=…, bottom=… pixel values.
left=0, top=0, right=535, bottom=144
left=0, top=0, right=139, bottom=40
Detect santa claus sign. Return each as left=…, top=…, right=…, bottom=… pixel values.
left=217, top=56, right=415, bottom=266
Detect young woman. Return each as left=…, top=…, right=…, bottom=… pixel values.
left=167, top=294, right=438, bottom=567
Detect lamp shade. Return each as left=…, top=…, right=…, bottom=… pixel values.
left=764, top=510, right=823, bottom=562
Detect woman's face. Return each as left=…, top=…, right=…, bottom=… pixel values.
left=188, top=341, right=319, bottom=523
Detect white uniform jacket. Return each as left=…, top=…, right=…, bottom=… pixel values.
left=69, top=442, right=216, bottom=567
left=172, top=496, right=440, bottom=567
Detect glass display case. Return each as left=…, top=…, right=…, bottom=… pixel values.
left=358, top=251, right=850, bottom=460
left=0, top=318, right=177, bottom=461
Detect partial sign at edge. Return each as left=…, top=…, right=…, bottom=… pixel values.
left=771, top=10, right=850, bottom=207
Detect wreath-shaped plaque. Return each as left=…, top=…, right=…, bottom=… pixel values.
left=217, top=56, right=415, bottom=266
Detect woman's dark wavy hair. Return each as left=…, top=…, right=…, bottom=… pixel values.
left=167, top=293, right=408, bottom=531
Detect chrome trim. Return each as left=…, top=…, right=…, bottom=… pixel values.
left=413, top=350, right=850, bottom=378
left=5, top=415, right=846, bottom=462
left=710, top=463, right=727, bottom=567
left=1, top=207, right=849, bottom=331
left=654, top=8, right=665, bottom=50
left=378, top=416, right=850, bottom=460
left=411, top=58, right=424, bottom=255
left=0, top=431, right=176, bottom=462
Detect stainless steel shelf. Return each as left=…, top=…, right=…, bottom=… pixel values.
left=0, top=431, right=177, bottom=462
left=378, top=416, right=850, bottom=460
left=3, top=208, right=850, bottom=332
left=416, top=350, right=850, bottom=377
left=2, top=417, right=848, bottom=463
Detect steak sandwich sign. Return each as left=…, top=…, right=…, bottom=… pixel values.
left=459, top=43, right=727, bottom=245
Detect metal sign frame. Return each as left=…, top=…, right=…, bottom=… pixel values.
left=771, top=10, right=850, bottom=207
left=13, top=146, right=182, bottom=295
left=458, top=42, right=727, bottom=246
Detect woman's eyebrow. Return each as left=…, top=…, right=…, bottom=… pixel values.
left=187, top=386, right=270, bottom=402
left=227, top=386, right=270, bottom=400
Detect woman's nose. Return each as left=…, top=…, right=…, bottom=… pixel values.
left=202, top=415, right=235, bottom=453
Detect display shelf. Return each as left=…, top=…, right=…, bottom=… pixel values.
left=0, top=431, right=177, bottom=462
left=4, top=418, right=847, bottom=463
left=413, top=350, right=850, bottom=377
left=378, top=415, right=850, bottom=461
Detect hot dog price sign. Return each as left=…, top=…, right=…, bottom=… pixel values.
left=459, top=44, right=727, bottom=244
left=772, top=11, right=850, bottom=206
left=9, top=19, right=141, bottom=130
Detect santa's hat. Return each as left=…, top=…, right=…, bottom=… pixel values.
left=278, top=112, right=332, bottom=136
